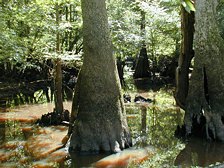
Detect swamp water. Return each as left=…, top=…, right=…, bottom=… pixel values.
left=0, top=89, right=224, bottom=167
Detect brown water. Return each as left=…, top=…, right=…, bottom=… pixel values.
left=0, top=102, right=72, bottom=168
left=0, top=98, right=224, bottom=167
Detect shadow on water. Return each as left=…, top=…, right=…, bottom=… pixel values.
left=70, top=153, right=109, bottom=168
left=69, top=145, right=155, bottom=168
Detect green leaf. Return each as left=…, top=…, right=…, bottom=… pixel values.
left=182, top=0, right=195, bottom=13
left=186, top=0, right=195, bottom=11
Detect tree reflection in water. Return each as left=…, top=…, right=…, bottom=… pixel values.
left=0, top=93, right=224, bottom=167
left=175, top=137, right=224, bottom=167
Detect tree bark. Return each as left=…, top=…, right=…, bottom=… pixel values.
left=174, top=6, right=194, bottom=109
left=54, top=3, right=64, bottom=115
left=54, top=59, right=64, bottom=114
left=184, top=0, right=224, bottom=141
left=69, top=0, right=132, bottom=153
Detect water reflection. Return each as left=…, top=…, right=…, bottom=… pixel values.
left=69, top=146, right=155, bottom=168
left=0, top=121, right=5, bottom=142
left=141, top=106, right=147, bottom=134
left=0, top=121, right=69, bottom=167
left=0, top=98, right=224, bottom=167
left=70, top=153, right=108, bottom=168
left=0, top=104, right=7, bottom=144
left=0, top=102, right=72, bottom=167
left=0, top=101, right=72, bottom=123
left=175, top=138, right=224, bottom=167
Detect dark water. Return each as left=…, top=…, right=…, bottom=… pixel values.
left=0, top=91, right=224, bottom=167
left=175, top=137, right=224, bottom=167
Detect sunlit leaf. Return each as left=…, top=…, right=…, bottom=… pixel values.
left=182, top=0, right=195, bottom=13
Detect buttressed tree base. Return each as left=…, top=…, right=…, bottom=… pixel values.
left=69, top=0, right=132, bottom=153
left=184, top=0, right=224, bottom=141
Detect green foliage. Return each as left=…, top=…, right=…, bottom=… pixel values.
left=181, top=0, right=195, bottom=13
left=107, top=0, right=141, bottom=58
left=0, top=0, right=82, bottom=72
left=144, top=2, right=180, bottom=57
left=1, top=0, right=181, bottom=76
left=107, top=0, right=180, bottom=69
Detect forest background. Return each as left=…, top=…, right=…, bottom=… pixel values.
left=1, top=0, right=224, bottom=167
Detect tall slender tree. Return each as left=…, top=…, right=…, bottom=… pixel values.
left=54, top=2, right=64, bottom=116
left=69, top=0, right=132, bottom=153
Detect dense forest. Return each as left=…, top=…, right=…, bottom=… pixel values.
left=1, top=0, right=224, bottom=167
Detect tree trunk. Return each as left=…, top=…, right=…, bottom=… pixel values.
left=134, top=46, right=151, bottom=79
left=133, top=11, right=150, bottom=79
left=175, top=7, right=194, bottom=109
left=69, top=0, right=132, bottom=153
left=54, top=3, right=64, bottom=115
left=54, top=59, right=64, bottom=114
left=184, top=0, right=224, bottom=141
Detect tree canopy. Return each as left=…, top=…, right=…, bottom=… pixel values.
left=0, top=0, right=82, bottom=71
left=0, top=0, right=181, bottom=72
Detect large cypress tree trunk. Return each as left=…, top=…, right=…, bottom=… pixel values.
left=69, top=0, right=132, bottom=153
left=184, top=0, right=224, bottom=141
left=175, top=7, right=194, bottom=109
